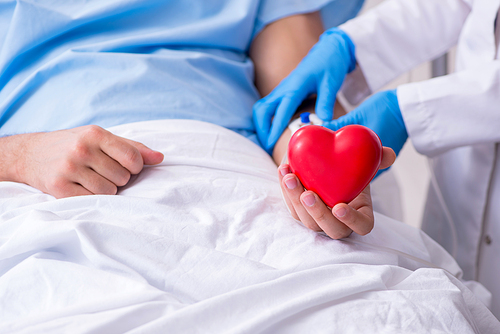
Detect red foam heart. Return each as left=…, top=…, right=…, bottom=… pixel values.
left=288, top=125, right=382, bottom=208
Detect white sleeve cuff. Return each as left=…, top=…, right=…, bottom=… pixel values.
left=397, top=83, right=439, bottom=157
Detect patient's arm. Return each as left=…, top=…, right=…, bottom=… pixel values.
left=250, top=12, right=324, bottom=97
left=0, top=126, right=163, bottom=199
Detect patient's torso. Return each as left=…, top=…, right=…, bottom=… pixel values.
left=0, top=0, right=263, bottom=141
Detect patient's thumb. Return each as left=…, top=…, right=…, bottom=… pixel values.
left=380, top=147, right=396, bottom=170
left=130, top=141, right=164, bottom=165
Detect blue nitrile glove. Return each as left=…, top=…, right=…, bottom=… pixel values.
left=253, top=28, right=356, bottom=154
left=324, top=89, right=408, bottom=157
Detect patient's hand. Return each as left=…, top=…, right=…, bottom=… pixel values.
left=278, top=149, right=395, bottom=239
left=4, top=125, right=164, bottom=199
left=271, top=100, right=396, bottom=238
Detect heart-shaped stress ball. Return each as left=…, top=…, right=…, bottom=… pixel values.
left=288, top=125, right=382, bottom=208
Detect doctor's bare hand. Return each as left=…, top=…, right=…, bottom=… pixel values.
left=14, top=125, right=164, bottom=198
left=279, top=147, right=396, bottom=239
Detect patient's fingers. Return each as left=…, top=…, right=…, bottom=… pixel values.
left=278, top=163, right=376, bottom=238
left=76, top=167, right=119, bottom=196
left=333, top=186, right=374, bottom=236
left=50, top=181, right=93, bottom=199
left=124, top=138, right=164, bottom=166
left=91, top=126, right=162, bottom=174
left=71, top=125, right=142, bottom=175
left=300, top=191, right=352, bottom=239
left=101, top=140, right=144, bottom=175
left=278, top=165, right=298, bottom=219
left=282, top=173, right=322, bottom=232
left=90, top=152, right=132, bottom=187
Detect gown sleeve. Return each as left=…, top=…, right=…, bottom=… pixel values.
left=253, top=0, right=362, bottom=38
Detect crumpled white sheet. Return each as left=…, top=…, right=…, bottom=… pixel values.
left=0, top=120, right=498, bottom=333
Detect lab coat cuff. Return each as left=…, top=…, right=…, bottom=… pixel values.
left=397, top=83, right=439, bottom=157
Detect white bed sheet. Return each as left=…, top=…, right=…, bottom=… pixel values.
left=0, top=120, right=498, bottom=333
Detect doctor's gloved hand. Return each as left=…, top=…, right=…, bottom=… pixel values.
left=324, top=89, right=408, bottom=157
left=253, top=28, right=356, bottom=153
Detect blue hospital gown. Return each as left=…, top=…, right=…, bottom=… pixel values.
left=0, top=0, right=363, bottom=145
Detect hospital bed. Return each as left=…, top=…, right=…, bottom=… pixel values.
left=1, top=119, right=498, bottom=333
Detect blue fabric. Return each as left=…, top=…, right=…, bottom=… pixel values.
left=321, top=0, right=364, bottom=29
left=0, top=0, right=359, bottom=145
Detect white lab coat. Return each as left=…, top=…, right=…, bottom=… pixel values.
left=339, top=0, right=500, bottom=318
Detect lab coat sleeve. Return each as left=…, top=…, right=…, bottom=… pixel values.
left=338, top=0, right=471, bottom=104
left=398, top=60, right=500, bottom=157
